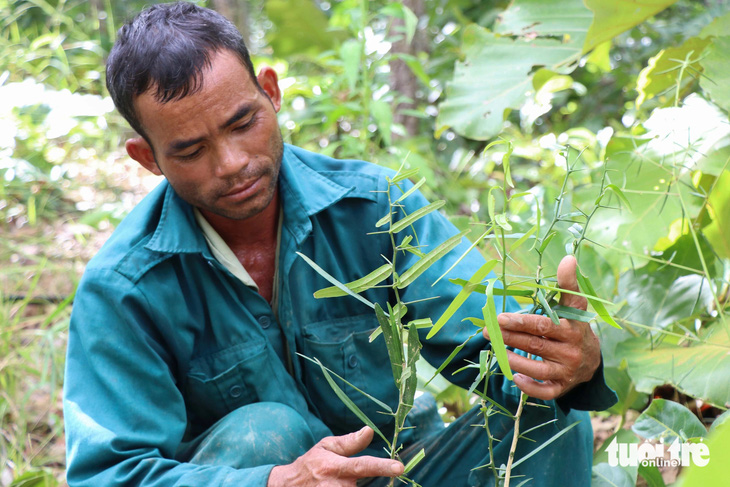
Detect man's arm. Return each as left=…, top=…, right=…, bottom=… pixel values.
left=65, top=269, right=273, bottom=486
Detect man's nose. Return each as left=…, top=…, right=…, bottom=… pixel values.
left=214, top=144, right=249, bottom=178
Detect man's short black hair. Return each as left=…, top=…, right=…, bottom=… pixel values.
left=106, top=1, right=259, bottom=143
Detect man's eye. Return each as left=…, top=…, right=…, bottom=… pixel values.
left=234, top=117, right=255, bottom=131
left=179, top=148, right=202, bottom=160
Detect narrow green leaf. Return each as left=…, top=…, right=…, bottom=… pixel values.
left=428, top=260, right=498, bottom=339
left=502, top=141, right=514, bottom=188
left=605, top=183, right=633, bottom=211
left=391, top=200, right=446, bottom=234
left=511, top=421, right=581, bottom=469
left=308, top=356, right=391, bottom=446
left=510, top=224, right=538, bottom=252
left=375, top=303, right=403, bottom=385
left=391, top=167, right=420, bottom=183
left=397, top=230, right=468, bottom=289
left=408, top=318, right=433, bottom=329
left=536, top=289, right=560, bottom=325
left=432, top=227, right=493, bottom=286
left=395, top=325, right=421, bottom=428
left=403, top=448, right=426, bottom=475
left=314, top=264, right=392, bottom=298
left=395, top=177, right=427, bottom=203
left=576, top=266, right=621, bottom=329
left=448, top=279, right=535, bottom=297
left=538, top=230, right=557, bottom=253
left=299, top=354, right=393, bottom=414
left=297, top=252, right=374, bottom=309
left=551, top=304, right=597, bottom=322
left=483, top=279, right=513, bottom=381
left=376, top=213, right=392, bottom=228
left=424, top=330, right=481, bottom=386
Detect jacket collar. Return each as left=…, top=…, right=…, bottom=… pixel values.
left=145, top=144, right=353, bottom=254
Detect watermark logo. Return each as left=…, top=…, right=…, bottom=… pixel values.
left=606, top=437, right=710, bottom=468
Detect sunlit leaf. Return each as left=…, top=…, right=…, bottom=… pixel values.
left=390, top=200, right=446, bottom=234
left=483, top=279, right=513, bottom=380
left=397, top=230, right=468, bottom=289
left=632, top=399, right=707, bottom=442
left=314, top=263, right=392, bottom=298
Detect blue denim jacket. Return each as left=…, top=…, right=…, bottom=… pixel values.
left=63, top=144, right=616, bottom=486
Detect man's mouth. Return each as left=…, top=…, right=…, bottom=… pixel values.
left=221, top=178, right=261, bottom=202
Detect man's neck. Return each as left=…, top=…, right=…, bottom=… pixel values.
left=199, top=189, right=280, bottom=249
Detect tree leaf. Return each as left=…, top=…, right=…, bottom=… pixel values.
left=437, top=0, right=592, bottom=140
left=314, top=263, right=392, bottom=298
left=591, top=462, right=636, bottom=487
left=582, top=0, right=680, bottom=53
left=394, top=177, right=427, bottom=203
left=632, top=399, right=707, bottom=442
left=699, top=35, right=730, bottom=114
left=397, top=230, right=468, bottom=289
left=390, top=200, right=446, bottom=234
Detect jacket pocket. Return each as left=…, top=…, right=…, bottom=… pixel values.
left=300, top=314, right=399, bottom=436
left=184, top=337, right=268, bottom=433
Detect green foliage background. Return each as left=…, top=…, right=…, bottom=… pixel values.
left=2, top=0, right=730, bottom=485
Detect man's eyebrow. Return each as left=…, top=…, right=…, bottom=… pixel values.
left=167, top=137, right=205, bottom=156
left=220, top=103, right=254, bottom=130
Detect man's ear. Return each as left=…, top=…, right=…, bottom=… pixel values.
left=126, top=137, right=162, bottom=176
left=257, top=66, right=281, bottom=113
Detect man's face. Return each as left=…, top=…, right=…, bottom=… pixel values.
left=130, top=49, right=283, bottom=221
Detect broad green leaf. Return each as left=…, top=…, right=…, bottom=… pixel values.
left=437, top=0, right=592, bottom=140
left=638, top=463, right=666, bottom=487
left=428, top=260, right=498, bottom=339
left=636, top=36, right=711, bottom=108
left=265, top=0, right=341, bottom=56
left=618, top=331, right=730, bottom=408
left=591, top=463, right=636, bottom=487
left=576, top=265, right=620, bottom=329
left=632, top=399, right=707, bottom=442
left=340, top=39, right=362, bottom=93
left=314, top=264, right=392, bottom=298
left=483, top=279, right=513, bottom=381
left=390, top=200, right=446, bottom=234
left=582, top=0, right=680, bottom=53
left=710, top=409, right=730, bottom=434
left=305, top=355, right=390, bottom=446
left=296, top=252, right=374, bottom=309
left=397, top=230, right=468, bottom=289
left=700, top=36, right=730, bottom=114
left=371, top=99, right=393, bottom=146
left=679, top=421, right=730, bottom=487
left=374, top=303, right=403, bottom=385
left=703, top=170, right=730, bottom=258
left=394, top=177, right=427, bottom=203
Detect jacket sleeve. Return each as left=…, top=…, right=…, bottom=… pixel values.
left=388, top=179, right=617, bottom=412
left=63, top=268, right=274, bottom=487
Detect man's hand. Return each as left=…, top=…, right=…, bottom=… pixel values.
left=483, top=255, right=601, bottom=400
left=267, top=426, right=404, bottom=486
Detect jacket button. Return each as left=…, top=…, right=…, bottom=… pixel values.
left=258, top=315, right=271, bottom=329
left=348, top=355, right=358, bottom=368
left=229, top=385, right=243, bottom=398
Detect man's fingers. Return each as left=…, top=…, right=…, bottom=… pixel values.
left=321, top=427, right=373, bottom=457
left=557, top=255, right=587, bottom=311
left=506, top=350, right=564, bottom=381
left=512, top=374, right=563, bottom=400
left=341, top=456, right=404, bottom=479
left=494, top=314, right=579, bottom=342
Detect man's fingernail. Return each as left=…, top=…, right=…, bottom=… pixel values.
left=392, top=463, right=403, bottom=474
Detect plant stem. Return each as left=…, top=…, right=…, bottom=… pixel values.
left=504, top=389, right=528, bottom=487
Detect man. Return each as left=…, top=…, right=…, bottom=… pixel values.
left=63, top=2, right=617, bottom=486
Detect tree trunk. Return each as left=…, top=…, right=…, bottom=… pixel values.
left=388, top=0, right=427, bottom=139
left=211, top=0, right=251, bottom=48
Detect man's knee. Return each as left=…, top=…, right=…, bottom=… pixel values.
left=189, top=402, right=315, bottom=469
